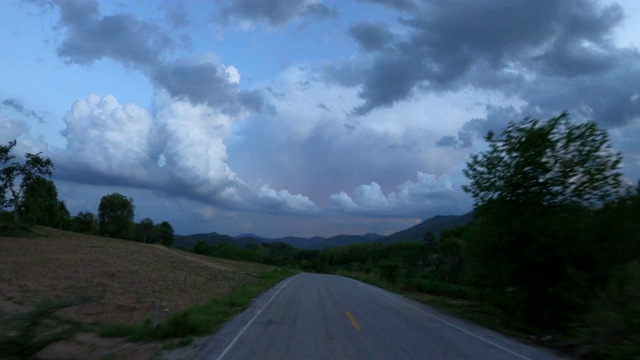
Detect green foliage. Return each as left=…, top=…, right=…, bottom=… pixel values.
left=72, top=211, right=98, bottom=234
left=574, top=261, right=640, bottom=359
left=461, top=113, right=626, bottom=330
left=98, top=269, right=297, bottom=341
left=463, top=112, right=622, bottom=208
left=98, top=193, right=135, bottom=239
left=155, top=221, right=175, bottom=247
left=21, top=177, right=60, bottom=226
left=0, top=298, right=91, bottom=359
left=0, top=140, right=55, bottom=223
left=135, top=217, right=155, bottom=243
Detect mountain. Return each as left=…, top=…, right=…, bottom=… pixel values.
left=261, top=236, right=326, bottom=249
left=174, top=232, right=262, bottom=250
left=314, top=233, right=385, bottom=249
left=383, top=212, right=473, bottom=244
left=175, top=213, right=472, bottom=250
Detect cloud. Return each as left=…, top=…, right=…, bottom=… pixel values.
left=35, top=1, right=273, bottom=115
left=329, top=172, right=471, bottom=217
left=216, top=0, right=336, bottom=27
left=255, top=185, right=319, bottom=214
left=348, top=22, right=394, bottom=52
left=357, top=0, right=416, bottom=11
left=151, top=59, right=240, bottom=111
left=57, top=94, right=157, bottom=185
left=1, top=99, right=45, bottom=123
left=54, top=0, right=173, bottom=67
left=332, top=0, right=639, bottom=125
left=159, top=0, right=189, bottom=28
left=227, top=65, right=494, bottom=212
left=0, top=116, right=29, bottom=144
left=54, top=93, right=317, bottom=215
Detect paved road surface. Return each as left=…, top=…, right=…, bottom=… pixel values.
left=195, top=273, right=563, bottom=360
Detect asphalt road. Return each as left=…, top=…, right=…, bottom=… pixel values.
left=195, top=273, right=563, bottom=360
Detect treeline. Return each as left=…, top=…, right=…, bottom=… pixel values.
left=0, top=140, right=174, bottom=246
left=71, top=193, right=175, bottom=247
left=191, top=114, right=639, bottom=359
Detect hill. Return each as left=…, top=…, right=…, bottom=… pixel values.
left=174, top=231, right=263, bottom=249
left=176, top=213, right=471, bottom=250
left=0, top=226, right=276, bottom=358
left=384, top=212, right=473, bottom=243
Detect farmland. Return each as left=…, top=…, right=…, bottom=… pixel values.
left=0, top=226, right=282, bottom=359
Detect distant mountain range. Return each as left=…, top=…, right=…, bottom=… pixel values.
left=174, top=212, right=473, bottom=250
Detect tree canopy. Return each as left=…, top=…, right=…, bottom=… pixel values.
left=0, top=140, right=56, bottom=222
left=463, top=112, right=622, bottom=209
left=462, top=113, right=626, bottom=329
left=98, top=193, right=135, bottom=239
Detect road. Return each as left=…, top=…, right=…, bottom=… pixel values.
left=195, top=273, right=563, bottom=360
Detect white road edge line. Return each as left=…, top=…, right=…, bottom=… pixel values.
left=215, top=275, right=298, bottom=360
left=350, top=279, right=533, bottom=360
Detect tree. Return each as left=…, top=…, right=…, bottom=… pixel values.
left=21, top=177, right=60, bottom=226
left=55, top=200, right=72, bottom=230
left=0, top=140, right=54, bottom=222
left=73, top=211, right=98, bottom=234
left=135, top=217, right=155, bottom=243
left=462, top=112, right=624, bottom=329
left=155, top=221, right=175, bottom=247
left=98, top=193, right=135, bottom=239
left=463, top=112, right=622, bottom=208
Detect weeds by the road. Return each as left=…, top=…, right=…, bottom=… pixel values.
left=0, top=297, right=93, bottom=359
left=335, top=270, right=534, bottom=343
left=99, top=268, right=297, bottom=342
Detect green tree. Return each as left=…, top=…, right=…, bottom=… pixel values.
left=21, top=177, right=60, bottom=226
left=135, top=217, right=155, bottom=243
left=462, top=112, right=624, bottom=329
left=0, top=140, right=55, bottom=222
left=155, top=221, right=175, bottom=247
left=463, top=112, right=622, bottom=207
left=55, top=200, right=72, bottom=230
left=73, top=211, right=98, bottom=234
left=98, top=193, right=135, bottom=239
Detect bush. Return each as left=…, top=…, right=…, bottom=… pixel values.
left=414, top=279, right=475, bottom=300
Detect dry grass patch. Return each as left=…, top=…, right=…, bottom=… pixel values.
left=0, top=226, right=274, bottom=326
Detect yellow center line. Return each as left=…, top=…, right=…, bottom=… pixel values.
left=345, top=311, right=361, bottom=331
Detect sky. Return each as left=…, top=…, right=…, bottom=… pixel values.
left=1, top=0, right=639, bottom=238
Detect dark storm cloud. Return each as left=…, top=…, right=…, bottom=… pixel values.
left=1, top=99, right=45, bottom=123
left=152, top=61, right=238, bottom=107
left=348, top=22, right=394, bottom=52
left=239, top=90, right=277, bottom=115
left=357, top=0, right=416, bottom=11
left=352, top=55, right=424, bottom=115
left=28, top=0, right=274, bottom=115
left=437, top=105, right=525, bottom=148
left=337, top=0, right=637, bottom=123
left=54, top=0, right=173, bottom=66
left=160, top=0, right=189, bottom=28
left=217, top=0, right=335, bottom=27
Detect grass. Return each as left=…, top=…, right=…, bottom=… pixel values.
left=335, top=269, right=538, bottom=344
left=0, top=298, right=93, bottom=359
left=0, top=226, right=294, bottom=356
left=98, top=268, right=297, bottom=341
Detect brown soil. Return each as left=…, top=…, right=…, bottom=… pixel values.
left=0, top=226, right=274, bottom=359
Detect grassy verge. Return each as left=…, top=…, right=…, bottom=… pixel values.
left=0, top=297, right=93, bottom=360
left=98, top=268, right=297, bottom=342
left=334, top=270, right=537, bottom=344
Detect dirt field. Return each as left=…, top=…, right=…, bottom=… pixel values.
left=0, top=226, right=275, bottom=359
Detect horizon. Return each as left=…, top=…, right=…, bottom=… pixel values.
left=2, top=0, right=639, bottom=238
